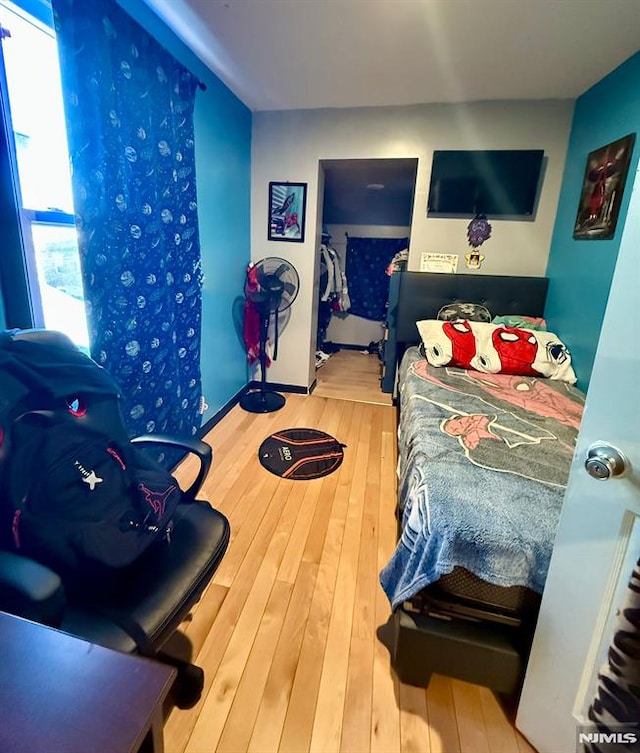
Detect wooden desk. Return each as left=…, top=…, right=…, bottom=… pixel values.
left=0, top=611, right=176, bottom=753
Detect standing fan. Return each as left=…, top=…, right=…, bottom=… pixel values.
left=240, top=257, right=300, bottom=413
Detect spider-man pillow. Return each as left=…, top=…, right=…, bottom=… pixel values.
left=416, top=319, right=577, bottom=383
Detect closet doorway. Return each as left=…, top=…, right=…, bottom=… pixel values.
left=314, top=157, right=417, bottom=404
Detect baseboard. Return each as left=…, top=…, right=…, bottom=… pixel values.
left=197, top=382, right=315, bottom=441
left=323, top=341, right=370, bottom=352
left=247, top=380, right=314, bottom=395
left=198, top=385, right=247, bottom=438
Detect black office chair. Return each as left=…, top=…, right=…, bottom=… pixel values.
left=0, top=328, right=230, bottom=708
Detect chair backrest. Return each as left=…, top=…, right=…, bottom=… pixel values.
left=0, top=328, right=129, bottom=472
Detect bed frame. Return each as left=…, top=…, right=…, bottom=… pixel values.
left=379, top=270, right=550, bottom=700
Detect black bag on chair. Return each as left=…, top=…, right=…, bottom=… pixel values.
left=0, top=328, right=231, bottom=710
left=2, top=410, right=182, bottom=580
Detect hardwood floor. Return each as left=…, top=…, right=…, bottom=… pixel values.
left=167, top=392, right=536, bottom=753
left=312, top=349, right=392, bottom=406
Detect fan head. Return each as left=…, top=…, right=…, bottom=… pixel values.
left=248, top=257, right=300, bottom=313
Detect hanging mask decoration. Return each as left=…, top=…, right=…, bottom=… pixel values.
left=465, top=214, right=492, bottom=269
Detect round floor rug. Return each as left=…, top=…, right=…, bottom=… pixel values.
left=258, top=428, right=345, bottom=480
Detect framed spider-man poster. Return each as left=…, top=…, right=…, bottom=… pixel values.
left=573, top=133, right=635, bottom=240
left=268, top=181, right=307, bottom=243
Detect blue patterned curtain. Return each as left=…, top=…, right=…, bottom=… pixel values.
left=346, top=236, right=408, bottom=321
left=52, top=0, right=203, bottom=451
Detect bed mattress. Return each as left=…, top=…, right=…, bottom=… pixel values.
left=380, top=346, right=585, bottom=613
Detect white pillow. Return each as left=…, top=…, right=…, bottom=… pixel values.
left=416, top=319, right=577, bottom=383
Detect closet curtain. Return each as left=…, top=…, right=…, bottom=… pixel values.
left=345, top=236, right=408, bottom=321
left=52, top=0, right=203, bottom=451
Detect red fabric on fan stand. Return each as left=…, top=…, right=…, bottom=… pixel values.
left=243, top=264, right=270, bottom=367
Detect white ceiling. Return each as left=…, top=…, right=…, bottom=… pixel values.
left=144, top=0, right=640, bottom=112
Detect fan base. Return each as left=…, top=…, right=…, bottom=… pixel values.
left=240, top=389, right=286, bottom=413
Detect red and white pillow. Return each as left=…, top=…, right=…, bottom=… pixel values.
left=416, top=319, right=577, bottom=383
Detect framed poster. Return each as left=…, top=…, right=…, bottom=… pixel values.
left=573, top=133, right=635, bottom=240
left=268, top=181, right=307, bottom=242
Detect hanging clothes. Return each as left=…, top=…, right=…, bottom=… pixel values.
left=319, top=243, right=350, bottom=311
left=316, top=241, right=350, bottom=351
left=242, top=263, right=275, bottom=368
left=243, top=264, right=262, bottom=366
left=386, top=248, right=409, bottom=276
left=319, top=244, right=337, bottom=302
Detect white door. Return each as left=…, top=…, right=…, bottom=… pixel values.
left=516, top=165, right=640, bottom=751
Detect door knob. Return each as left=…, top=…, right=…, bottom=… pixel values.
left=584, top=443, right=628, bottom=480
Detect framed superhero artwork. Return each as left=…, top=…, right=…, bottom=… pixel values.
left=573, top=133, right=635, bottom=240
left=268, top=182, right=307, bottom=243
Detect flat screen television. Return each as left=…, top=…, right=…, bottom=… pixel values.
left=426, top=149, right=544, bottom=217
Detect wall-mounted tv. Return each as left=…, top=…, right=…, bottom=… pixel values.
left=427, top=149, right=544, bottom=218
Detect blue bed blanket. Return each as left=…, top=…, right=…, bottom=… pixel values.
left=380, top=347, right=585, bottom=611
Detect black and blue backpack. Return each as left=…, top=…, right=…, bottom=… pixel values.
left=0, top=330, right=182, bottom=585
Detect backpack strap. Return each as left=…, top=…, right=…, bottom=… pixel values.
left=6, top=411, right=53, bottom=515
left=13, top=409, right=54, bottom=427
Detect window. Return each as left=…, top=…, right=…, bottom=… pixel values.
left=0, top=0, right=88, bottom=348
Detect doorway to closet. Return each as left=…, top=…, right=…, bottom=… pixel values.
left=314, top=157, right=418, bottom=405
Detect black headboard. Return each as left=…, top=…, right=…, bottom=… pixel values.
left=381, top=272, right=549, bottom=393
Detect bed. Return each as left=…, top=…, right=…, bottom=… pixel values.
left=378, top=271, right=585, bottom=697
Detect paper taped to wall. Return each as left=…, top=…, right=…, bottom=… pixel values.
left=420, top=253, right=459, bottom=273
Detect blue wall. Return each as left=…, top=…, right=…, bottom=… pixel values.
left=119, top=0, right=252, bottom=423
left=545, top=52, right=640, bottom=389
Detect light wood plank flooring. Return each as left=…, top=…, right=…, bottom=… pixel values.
left=168, top=391, right=536, bottom=753
left=313, top=349, right=392, bottom=406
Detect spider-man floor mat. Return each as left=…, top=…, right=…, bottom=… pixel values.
left=258, top=428, right=346, bottom=480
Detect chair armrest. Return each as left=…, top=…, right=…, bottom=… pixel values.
left=0, top=551, right=65, bottom=626
left=131, top=434, right=213, bottom=502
